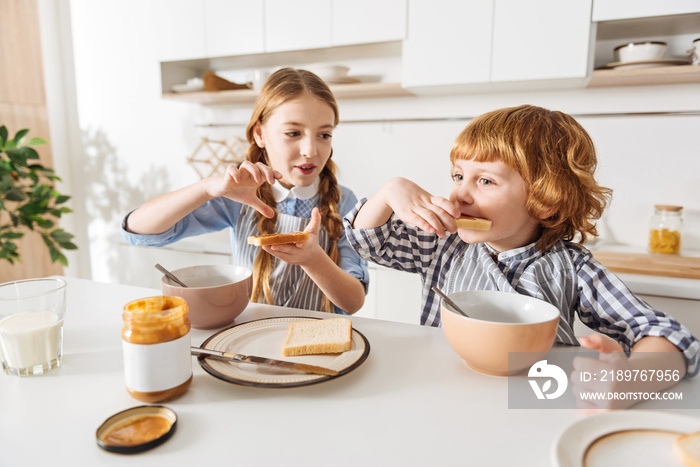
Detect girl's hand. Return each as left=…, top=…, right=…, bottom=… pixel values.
left=262, top=207, right=324, bottom=265
left=208, top=161, right=282, bottom=218
left=383, top=178, right=460, bottom=237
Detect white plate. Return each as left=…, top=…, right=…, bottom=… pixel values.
left=552, top=410, right=700, bottom=467
left=603, top=58, right=691, bottom=70
left=197, top=316, right=370, bottom=388
left=171, top=83, right=204, bottom=93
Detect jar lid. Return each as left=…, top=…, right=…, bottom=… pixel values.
left=654, top=205, right=683, bottom=211
left=96, top=405, right=177, bottom=454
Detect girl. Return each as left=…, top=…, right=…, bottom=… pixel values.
left=122, top=68, right=368, bottom=314
left=344, top=105, right=698, bottom=408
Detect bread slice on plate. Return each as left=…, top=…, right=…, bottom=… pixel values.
left=455, top=216, right=492, bottom=231
left=247, top=231, right=309, bottom=246
left=674, top=430, right=700, bottom=467
left=282, top=318, right=352, bottom=357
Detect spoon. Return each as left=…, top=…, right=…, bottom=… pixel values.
left=155, top=263, right=188, bottom=288
left=431, top=286, right=470, bottom=318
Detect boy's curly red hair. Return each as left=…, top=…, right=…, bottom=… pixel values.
left=450, top=105, right=612, bottom=251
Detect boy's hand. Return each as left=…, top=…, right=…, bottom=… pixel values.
left=383, top=178, right=460, bottom=237
left=207, top=161, right=282, bottom=218
left=262, top=207, right=323, bottom=265
left=571, top=335, right=631, bottom=412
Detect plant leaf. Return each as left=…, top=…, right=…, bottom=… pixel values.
left=0, top=125, right=8, bottom=146
left=13, top=129, right=29, bottom=145
left=5, top=188, right=26, bottom=202
left=27, top=137, right=48, bottom=146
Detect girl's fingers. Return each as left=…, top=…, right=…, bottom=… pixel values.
left=304, top=208, right=321, bottom=235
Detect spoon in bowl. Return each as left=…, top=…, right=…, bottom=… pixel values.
left=431, top=286, right=470, bottom=318
left=155, top=263, right=188, bottom=288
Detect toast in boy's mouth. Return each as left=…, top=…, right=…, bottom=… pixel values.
left=455, top=216, right=492, bottom=231
left=247, top=231, right=310, bottom=246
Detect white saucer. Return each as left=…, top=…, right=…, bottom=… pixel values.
left=603, top=58, right=691, bottom=70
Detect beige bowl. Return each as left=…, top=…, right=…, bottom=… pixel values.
left=161, top=265, right=253, bottom=329
left=441, top=290, right=560, bottom=376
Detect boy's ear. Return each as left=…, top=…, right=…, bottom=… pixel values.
left=537, top=205, right=558, bottom=220
left=252, top=122, right=264, bottom=147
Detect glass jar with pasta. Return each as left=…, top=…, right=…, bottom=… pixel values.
left=648, top=205, right=683, bottom=255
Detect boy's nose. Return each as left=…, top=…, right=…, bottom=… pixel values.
left=452, top=185, right=474, bottom=205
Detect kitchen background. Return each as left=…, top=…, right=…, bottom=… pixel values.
left=6, top=0, right=700, bottom=325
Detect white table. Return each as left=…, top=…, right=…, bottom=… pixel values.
left=1, top=277, right=697, bottom=466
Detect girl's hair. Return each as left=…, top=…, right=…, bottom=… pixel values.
left=245, top=67, right=342, bottom=313
left=449, top=104, right=612, bottom=251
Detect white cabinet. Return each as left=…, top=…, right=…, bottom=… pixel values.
left=203, top=0, right=264, bottom=57
left=404, top=0, right=594, bottom=88
left=150, top=0, right=206, bottom=61
left=332, top=0, right=407, bottom=47
left=264, top=0, right=332, bottom=52
left=265, top=0, right=406, bottom=52
left=593, top=0, right=700, bottom=21
left=491, top=0, right=593, bottom=82
left=356, top=265, right=422, bottom=325
left=402, top=0, right=493, bottom=87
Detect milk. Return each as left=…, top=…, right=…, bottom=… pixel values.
left=0, top=311, right=64, bottom=371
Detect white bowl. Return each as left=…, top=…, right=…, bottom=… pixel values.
left=305, top=64, right=350, bottom=80
left=614, top=41, right=667, bottom=63
left=441, top=290, right=560, bottom=376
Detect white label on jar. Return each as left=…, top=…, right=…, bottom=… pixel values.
left=122, top=333, right=192, bottom=393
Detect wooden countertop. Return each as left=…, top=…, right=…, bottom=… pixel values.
left=591, top=250, right=700, bottom=280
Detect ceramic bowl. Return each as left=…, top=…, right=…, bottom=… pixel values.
left=161, top=265, right=253, bottom=329
left=305, top=63, right=350, bottom=80
left=614, top=41, right=667, bottom=63
left=441, top=290, right=560, bottom=376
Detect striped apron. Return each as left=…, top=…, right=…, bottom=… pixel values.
left=234, top=204, right=330, bottom=311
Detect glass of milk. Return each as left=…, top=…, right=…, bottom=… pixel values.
left=0, top=278, right=67, bottom=376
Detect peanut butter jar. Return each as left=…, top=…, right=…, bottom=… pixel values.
left=122, top=296, right=192, bottom=402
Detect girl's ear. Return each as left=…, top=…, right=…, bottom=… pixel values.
left=252, top=122, right=264, bottom=147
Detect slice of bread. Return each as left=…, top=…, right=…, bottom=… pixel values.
left=455, top=216, right=492, bottom=231
left=247, top=231, right=310, bottom=246
left=282, top=318, right=352, bottom=356
left=674, top=430, right=700, bottom=467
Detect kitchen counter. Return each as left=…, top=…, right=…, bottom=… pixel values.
left=1, top=277, right=699, bottom=466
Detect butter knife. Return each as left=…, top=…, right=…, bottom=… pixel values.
left=191, top=347, right=338, bottom=377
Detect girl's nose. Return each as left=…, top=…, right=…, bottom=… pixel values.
left=300, top=137, right=316, bottom=158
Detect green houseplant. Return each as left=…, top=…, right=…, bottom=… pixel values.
left=0, top=125, right=77, bottom=266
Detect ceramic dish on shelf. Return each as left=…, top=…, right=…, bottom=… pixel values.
left=602, top=58, right=691, bottom=70
left=171, top=83, right=205, bottom=93
left=324, top=76, right=362, bottom=85
left=551, top=410, right=700, bottom=467
left=197, top=316, right=370, bottom=388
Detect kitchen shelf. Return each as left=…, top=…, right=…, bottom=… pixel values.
left=587, top=64, right=700, bottom=88
left=162, top=82, right=414, bottom=105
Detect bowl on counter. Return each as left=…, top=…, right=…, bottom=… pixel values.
left=161, top=265, right=253, bottom=329
left=614, top=41, right=667, bottom=63
left=440, top=290, right=560, bottom=376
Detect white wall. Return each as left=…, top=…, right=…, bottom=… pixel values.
left=43, top=1, right=700, bottom=290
